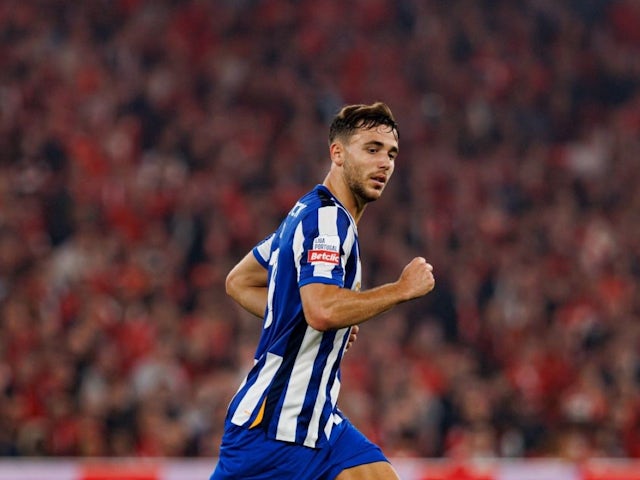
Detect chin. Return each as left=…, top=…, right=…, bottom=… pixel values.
left=351, top=183, right=383, bottom=204
left=364, top=190, right=383, bottom=203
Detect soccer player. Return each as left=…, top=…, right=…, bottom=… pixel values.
left=211, top=102, right=435, bottom=480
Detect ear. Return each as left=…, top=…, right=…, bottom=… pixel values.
left=329, top=142, right=344, bottom=166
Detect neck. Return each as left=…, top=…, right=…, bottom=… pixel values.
left=322, top=173, right=366, bottom=223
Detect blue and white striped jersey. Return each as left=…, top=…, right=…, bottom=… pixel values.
left=225, top=184, right=361, bottom=449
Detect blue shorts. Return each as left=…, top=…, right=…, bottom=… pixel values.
left=210, top=417, right=389, bottom=480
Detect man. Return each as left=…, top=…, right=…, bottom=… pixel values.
left=211, top=102, right=435, bottom=480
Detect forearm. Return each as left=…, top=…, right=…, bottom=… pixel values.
left=300, top=282, right=409, bottom=331
left=229, top=286, right=267, bottom=318
left=301, top=257, right=435, bottom=331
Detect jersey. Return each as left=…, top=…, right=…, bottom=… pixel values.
left=224, top=184, right=362, bottom=449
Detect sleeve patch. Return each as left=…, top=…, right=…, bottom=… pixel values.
left=307, top=235, right=340, bottom=265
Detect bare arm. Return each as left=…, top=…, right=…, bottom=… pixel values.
left=226, top=248, right=365, bottom=349
left=225, top=252, right=268, bottom=318
left=300, top=257, right=435, bottom=331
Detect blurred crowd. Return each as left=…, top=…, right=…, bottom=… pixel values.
left=1, top=0, right=639, bottom=461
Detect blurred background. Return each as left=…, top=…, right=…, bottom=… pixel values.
left=0, top=0, right=639, bottom=466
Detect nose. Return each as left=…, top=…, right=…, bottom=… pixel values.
left=379, top=154, right=393, bottom=171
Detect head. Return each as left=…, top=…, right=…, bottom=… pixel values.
left=328, top=102, right=399, bottom=206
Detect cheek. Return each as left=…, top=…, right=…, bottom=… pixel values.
left=345, top=157, right=364, bottom=175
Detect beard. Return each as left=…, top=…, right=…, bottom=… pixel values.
left=349, top=180, right=377, bottom=204
left=344, top=163, right=381, bottom=204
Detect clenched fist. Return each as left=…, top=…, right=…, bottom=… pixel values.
left=397, top=257, right=435, bottom=300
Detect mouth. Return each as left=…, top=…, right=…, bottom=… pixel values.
left=370, top=174, right=387, bottom=189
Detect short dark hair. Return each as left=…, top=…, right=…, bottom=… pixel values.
left=328, top=102, right=399, bottom=145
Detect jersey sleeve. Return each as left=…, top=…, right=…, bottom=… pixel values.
left=252, top=233, right=275, bottom=268
left=296, top=205, right=355, bottom=288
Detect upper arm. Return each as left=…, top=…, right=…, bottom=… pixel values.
left=296, top=206, right=357, bottom=330
left=299, top=282, right=343, bottom=331
left=226, top=232, right=273, bottom=293
left=296, top=206, right=354, bottom=290
left=253, top=233, right=275, bottom=268
left=226, top=251, right=268, bottom=297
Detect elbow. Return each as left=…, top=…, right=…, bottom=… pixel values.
left=300, top=284, right=344, bottom=331
left=225, top=269, right=240, bottom=300
left=304, top=306, right=335, bottom=332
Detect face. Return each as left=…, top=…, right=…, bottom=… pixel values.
left=340, top=125, right=399, bottom=204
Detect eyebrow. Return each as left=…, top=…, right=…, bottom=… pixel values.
left=364, top=140, right=399, bottom=154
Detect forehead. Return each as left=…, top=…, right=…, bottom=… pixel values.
left=349, top=125, right=399, bottom=148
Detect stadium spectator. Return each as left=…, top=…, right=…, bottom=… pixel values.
left=0, top=0, right=638, bottom=460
